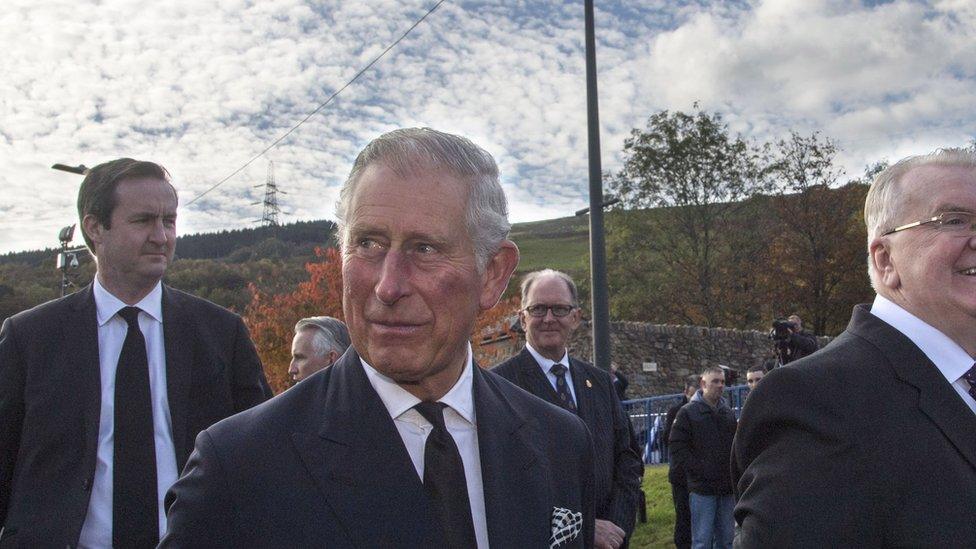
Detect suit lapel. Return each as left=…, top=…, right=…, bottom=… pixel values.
left=915, top=381, right=976, bottom=471
left=851, top=305, right=976, bottom=471
left=474, top=365, right=548, bottom=548
left=290, top=353, right=437, bottom=546
left=68, top=286, right=103, bottom=469
left=161, top=286, right=193, bottom=466
left=568, top=358, right=595, bottom=424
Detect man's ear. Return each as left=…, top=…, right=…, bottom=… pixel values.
left=479, top=240, right=520, bottom=311
left=568, top=303, right=582, bottom=330
left=82, top=214, right=104, bottom=252
left=869, top=236, right=900, bottom=289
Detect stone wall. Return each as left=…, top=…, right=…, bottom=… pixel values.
left=477, top=321, right=831, bottom=399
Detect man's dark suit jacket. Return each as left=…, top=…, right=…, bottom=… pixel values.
left=161, top=349, right=596, bottom=548
left=492, top=348, right=643, bottom=538
left=0, top=284, right=272, bottom=546
left=733, top=304, right=976, bottom=548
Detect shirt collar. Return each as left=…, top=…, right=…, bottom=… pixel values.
left=93, top=276, right=163, bottom=326
left=525, top=342, right=569, bottom=373
left=360, top=343, right=476, bottom=426
left=870, top=294, right=974, bottom=383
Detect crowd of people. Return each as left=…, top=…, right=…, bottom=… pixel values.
left=1, top=127, right=974, bottom=548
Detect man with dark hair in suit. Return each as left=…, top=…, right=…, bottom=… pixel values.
left=733, top=148, right=976, bottom=547
left=0, top=158, right=272, bottom=547
left=162, top=128, right=595, bottom=548
left=492, top=269, right=642, bottom=549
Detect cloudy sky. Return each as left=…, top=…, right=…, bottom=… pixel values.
left=2, top=0, right=974, bottom=254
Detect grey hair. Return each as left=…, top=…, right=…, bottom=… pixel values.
left=864, top=148, right=976, bottom=285
left=334, top=127, right=510, bottom=270
left=700, top=365, right=725, bottom=378
left=294, top=316, right=351, bottom=358
left=519, top=269, right=579, bottom=306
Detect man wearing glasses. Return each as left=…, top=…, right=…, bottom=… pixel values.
left=732, top=149, right=976, bottom=547
left=493, top=269, right=643, bottom=549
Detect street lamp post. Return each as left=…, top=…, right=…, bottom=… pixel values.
left=51, top=163, right=90, bottom=296
left=51, top=163, right=89, bottom=175
left=584, top=0, right=612, bottom=372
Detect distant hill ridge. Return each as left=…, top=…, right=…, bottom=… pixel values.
left=0, top=220, right=338, bottom=266
left=0, top=216, right=587, bottom=267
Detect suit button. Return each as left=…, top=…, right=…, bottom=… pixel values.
left=83, top=478, right=91, bottom=491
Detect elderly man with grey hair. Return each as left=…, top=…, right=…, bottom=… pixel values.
left=732, top=148, right=976, bottom=547
left=493, top=269, right=642, bottom=549
left=163, top=128, right=595, bottom=548
left=289, top=316, right=350, bottom=383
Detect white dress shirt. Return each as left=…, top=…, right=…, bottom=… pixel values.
left=79, top=278, right=178, bottom=547
left=361, top=344, right=489, bottom=549
left=871, top=294, right=976, bottom=414
left=525, top=342, right=578, bottom=405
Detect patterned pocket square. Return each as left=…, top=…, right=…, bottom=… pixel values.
left=549, top=506, right=583, bottom=548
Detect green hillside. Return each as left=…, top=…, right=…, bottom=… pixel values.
left=509, top=216, right=590, bottom=274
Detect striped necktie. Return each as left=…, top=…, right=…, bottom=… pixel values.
left=549, top=363, right=577, bottom=414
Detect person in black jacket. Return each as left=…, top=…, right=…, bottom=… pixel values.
left=669, top=366, right=737, bottom=549
left=772, top=314, right=819, bottom=366
left=664, top=376, right=699, bottom=549
left=610, top=364, right=629, bottom=402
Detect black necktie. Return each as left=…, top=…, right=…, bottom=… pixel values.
left=962, top=363, right=976, bottom=401
left=550, top=363, right=577, bottom=413
left=414, top=401, right=477, bottom=549
left=113, top=306, right=159, bottom=547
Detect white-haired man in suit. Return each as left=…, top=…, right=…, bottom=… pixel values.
left=734, top=148, right=976, bottom=547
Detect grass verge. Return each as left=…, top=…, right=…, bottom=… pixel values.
left=630, top=465, right=676, bottom=548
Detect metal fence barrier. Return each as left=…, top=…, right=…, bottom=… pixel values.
left=622, top=385, right=750, bottom=464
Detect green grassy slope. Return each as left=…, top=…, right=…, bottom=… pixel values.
left=631, top=465, right=677, bottom=548
left=509, top=216, right=589, bottom=274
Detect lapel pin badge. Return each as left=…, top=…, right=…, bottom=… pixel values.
left=585, top=379, right=592, bottom=388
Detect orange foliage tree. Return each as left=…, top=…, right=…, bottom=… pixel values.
left=244, top=247, right=525, bottom=391
left=244, top=247, right=344, bottom=394
left=471, top=296, right=521, bottom=367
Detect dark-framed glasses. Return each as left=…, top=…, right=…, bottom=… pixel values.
left=882, top=211, right=976, bottom=237
left=524, top=304, right=576, bottom=317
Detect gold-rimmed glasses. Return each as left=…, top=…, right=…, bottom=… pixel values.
left=882, top=211, right=976, bottom=237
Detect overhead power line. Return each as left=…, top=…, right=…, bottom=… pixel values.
left=186, top=0, right=446, bottom=206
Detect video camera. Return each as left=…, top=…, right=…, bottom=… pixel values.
left=769, top=319, right=794, bottom=342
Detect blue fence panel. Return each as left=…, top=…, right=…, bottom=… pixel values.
left=622, top=385, right=750, bottom=465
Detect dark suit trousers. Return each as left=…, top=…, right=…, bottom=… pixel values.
left=671, top=481, right=691, bottom=549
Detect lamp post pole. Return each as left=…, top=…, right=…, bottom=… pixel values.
left=584, top=0, right=611, bottom=372
left=51, top=163, right=90, bottom=296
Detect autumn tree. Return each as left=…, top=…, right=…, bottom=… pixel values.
left=764, top=132, right=872, bottom=334
left=244, top=247, right=344, bottom=393
left=243, top=246, right=531, bottom=391
left=471, top=295, right=521, bottom=367
left=607, top=107, right=767, bottom=326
